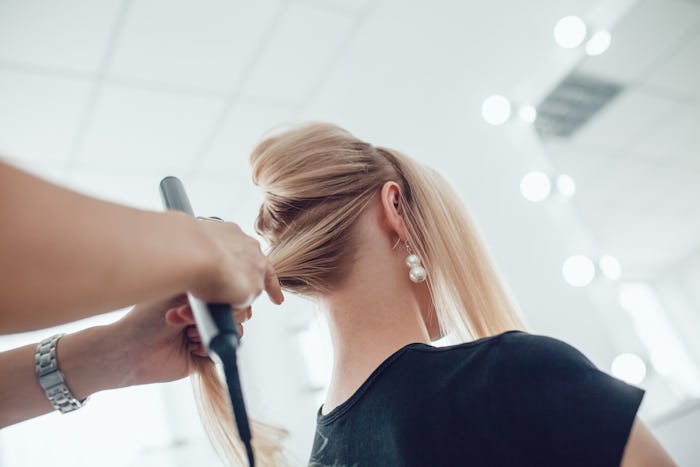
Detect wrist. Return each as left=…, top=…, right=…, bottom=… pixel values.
left=165, top=211, right=217, bottom=296
left=57, top=325, right=133, bottom=399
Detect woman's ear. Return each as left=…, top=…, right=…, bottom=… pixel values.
left=380, top=181, right=407, bottom=241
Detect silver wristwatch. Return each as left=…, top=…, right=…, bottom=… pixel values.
left=35, top=333, right=89, bottom=413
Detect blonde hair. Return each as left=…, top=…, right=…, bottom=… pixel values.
left=194, top=122, right=525, bottom=465
left=251, top=122, right=524, bottom=338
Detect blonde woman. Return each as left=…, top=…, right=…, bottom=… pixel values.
left=200, top=122, right=673, bottom=466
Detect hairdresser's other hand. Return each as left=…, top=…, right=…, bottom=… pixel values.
left=111, top=296, right=253, bottom=386
left=109, top=295, right=202, bottom=386
left=193, top=220, right=284, bottom=308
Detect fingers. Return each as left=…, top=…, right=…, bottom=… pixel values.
left=169, top=302, right=253, bottom=329
left=164, top=304, right=195, bottom=326
left=188, top=342, right=208, bottom=358
left=264, top=263, right=284, bottom=305
left=185, top=322, right=245, bottom=358
left=195, top=219, right=287, bottom=308
left=233, top=306, right=252, bottom=324
left=186, top=325, right=201, bottom=342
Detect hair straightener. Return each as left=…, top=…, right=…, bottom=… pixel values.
left=159, top=176, right=255, bottom=467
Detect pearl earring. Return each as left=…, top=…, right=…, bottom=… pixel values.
left=404, top=242, right=427, bottom=283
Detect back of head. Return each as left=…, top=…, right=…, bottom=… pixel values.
left=251, top=121, right=524, bottom=339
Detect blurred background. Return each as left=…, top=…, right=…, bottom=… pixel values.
left=0, top=0, right=698, bottom=465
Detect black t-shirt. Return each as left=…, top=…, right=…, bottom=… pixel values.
left=309, top=330, right=644, bottom=467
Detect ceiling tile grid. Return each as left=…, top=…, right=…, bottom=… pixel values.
left=0, top=0, right=123, bottom=73
left=195, top=98, right=297, bottom=176
left=577, top=0, right=700, bottom=84
left=0, top=70, right=93, bottom=162
left=631, top=102, right=700, bottom=163
left=108, top=0, right=283, bottom=93
left=242, top=1, right=358, bottom=104
left=66, top=167, right=166, bottom=211
left=646, top=27, right=700, bottom=100
left=572, top=87, right=680, bottom=151
left=76, top=83, right=224, bottom=171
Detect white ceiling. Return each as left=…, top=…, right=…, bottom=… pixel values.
left=547, top=0, right=700, bottom=280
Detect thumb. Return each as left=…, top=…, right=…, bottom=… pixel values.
left=165, top=305, right=194, bottom=326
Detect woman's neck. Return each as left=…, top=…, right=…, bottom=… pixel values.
left=319, top=258, right=430, bottom=415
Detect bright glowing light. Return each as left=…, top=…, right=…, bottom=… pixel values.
left=553, top=16, right=587, bottom=49
left=481, top=95, right=512, bottom=125
left=556, top=174, right=576, bottom=197
left=612, top=353, right=646, bottom=385
left=585, top=30, right=612, bottom=56
left=520, top=171, right=551, bottom=202
left=599, top=254, right=621, bottom=280
left=518, top=105, right=537, bottom=123
left=562, top=254, right=595, bottom=287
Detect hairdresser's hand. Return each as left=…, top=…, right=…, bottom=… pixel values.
left=112, top=295, right=253, bottom=386
left=0, top=295, right=254, bottom=427
left=193, top=220, right=284, bottom=308
left=114, top=295, right=213, bottom=386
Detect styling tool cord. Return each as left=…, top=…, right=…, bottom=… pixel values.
left=159, top=176, right=255, bottom=467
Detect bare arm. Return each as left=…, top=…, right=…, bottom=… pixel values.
left=0, top=326, right=126, bottom=427
left=620, top=418, right=675, bottom=466
left=0, top=161, right=283, bottom=333
left=0, top=295, right=250, bottom=427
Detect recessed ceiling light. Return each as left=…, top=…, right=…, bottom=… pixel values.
left=518, top=105, right=537, bottom=123
left=553, top=15, right=587, bottom=49
left=562, top=254, right=595, bottom=287
left=520, top=171, right=551, bottom=202
left=611, top=353, right=646, bottom=384
left=599, top=254, right=622, bottom=280
left=481, top=95, right=512, bottom=125
left=585, top=30, right=612, bottom=56
left=556, top=174, right=576, bottom=197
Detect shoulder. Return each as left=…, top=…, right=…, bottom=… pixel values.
left=407, top=330, right=596, bottom=375
left=488, top=332, right=645, bottom=464
left=493, top=330, right=598, bottom=374
left=488, top=331, right=645, bottom=416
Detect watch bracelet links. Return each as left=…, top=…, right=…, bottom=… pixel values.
left=35, top=333, right=88, bottom=414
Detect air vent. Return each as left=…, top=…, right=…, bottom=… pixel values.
left=535, top=72, right=623, bottom=139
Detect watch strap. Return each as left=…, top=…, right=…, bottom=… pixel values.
left=35, top=333, right=88, bottom=413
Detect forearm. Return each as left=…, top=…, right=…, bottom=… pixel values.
left=0, top=162, right=213, bottom=332
left=0, top=326, right=132, bottom=428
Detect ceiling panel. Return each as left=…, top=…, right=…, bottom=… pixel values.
left=108, top=0, right=282, bottom=93
left=67, top=168, right=165, bottom=210
left=646, top=29, right=700, bottom=100
left=186, top=176, right=264, bottom=231
left=577, top=0, right=700, bottom=83
left=615, top=158, right=682, bottom=212
left=0, top=0, right=122, bottom=73
left=310, top=0, right=374, bottom=13
left=557, top=144, right=700, bottom=280
left=545, top=141, right=615, bottom=182
left=78, top=83, right=223, bottom=171
left=578, top=154, right=636, bottom=205
left=631, top=102, right=700, bottom=163
left=197, top=99, right=296, bottom=176
left=242, top=2, right=356, bottom=103
left=572, top=87, right=678, bottom=151
left=0, top=70, right=92, bottom=162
